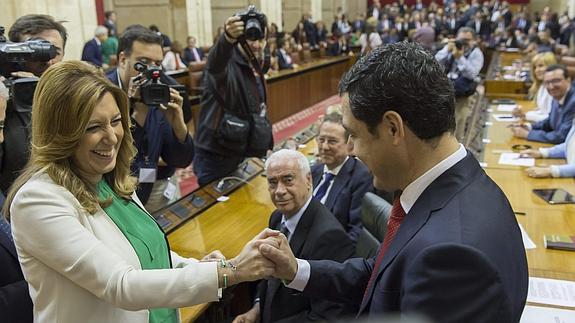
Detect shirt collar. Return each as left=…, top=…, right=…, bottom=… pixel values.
left=281, top=195, right=313, bottom=238
left=401, top=144, right=467, bottom=214
left=94, top=37, right=101, bottom=46
left=322, top=156, right=349, bottom=176
left=116, top=68, right=123, bottom=90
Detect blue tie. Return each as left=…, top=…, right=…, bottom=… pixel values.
left=0, top=218, right=13, bottom=242
left=314, top=172, right=335, bottom=201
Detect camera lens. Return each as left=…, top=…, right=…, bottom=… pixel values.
left=245, top=18, right=263, bottom=41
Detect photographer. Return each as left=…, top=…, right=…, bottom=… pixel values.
left=0, top=14, right=67, bottom=194
left=194, top=7, right=273, bottom=186
left=435, top=27, right=484, bottom=140
left=107, top=25, right=193, bottom=210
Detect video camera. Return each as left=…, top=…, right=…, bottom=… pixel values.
left=236, top=5, right=267, bottom=41
left=0, top=25, right=57, bottom=110
left=133, top=61, right=171, bottom=106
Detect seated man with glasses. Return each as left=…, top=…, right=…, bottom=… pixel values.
left=107, top=25, right=194, bottom=211
left=311, top=113, right=373, bottom=245
left=511, top=64, right=575, bottom=144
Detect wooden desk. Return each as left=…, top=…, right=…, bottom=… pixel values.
left=484, top=50, right=530, bottom=100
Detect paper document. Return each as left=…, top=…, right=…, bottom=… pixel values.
left=493, top=114, right=519, bottom=122
left=528, top=277, right=575, bottom=308
left=497, top=104, right=517, bottom=112
left=519, top=223, right=536, bottom=249
left=498, top=153, right=535, bottom=167
left=520, top=305, right=575, bottom=323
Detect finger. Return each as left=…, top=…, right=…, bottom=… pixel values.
left=259, top=242, right=286, bottom=264
left=254, top=228, right=280, bottom=241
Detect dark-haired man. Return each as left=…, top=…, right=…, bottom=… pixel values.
left=312, top=113, right=373, bottom=244
left=0, top=14, right=68, bottom=194
left=260, top=42, right=528, bottom=322
left=193, top=13, right=273, bottom=186
left=511, top=64, right=575, bottom=144
left=107, top=25, right=193, bottom=210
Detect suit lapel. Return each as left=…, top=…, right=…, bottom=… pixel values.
left=311, top=164, right=323, bottom=188
left=324, top=158, right=354, bottom=210
left=359, top=152, right=482, bottom=312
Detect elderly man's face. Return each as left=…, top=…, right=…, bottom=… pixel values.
left=266, top=157, right=312, bottom=218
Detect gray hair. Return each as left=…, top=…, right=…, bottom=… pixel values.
left=265, top=149, right=311, bottom=176
left=457, top=26, right=476, bottom=38
left=95, top=25, right=108, bottom=36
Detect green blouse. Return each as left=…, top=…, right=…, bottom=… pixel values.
left=98, top=180, right=178, bottom=323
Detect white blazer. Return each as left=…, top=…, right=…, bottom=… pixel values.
left=10, top=173, right=219, bottom=323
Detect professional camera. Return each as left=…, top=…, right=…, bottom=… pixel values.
left=236, top=5, right=267, bottom=41
left=133, top=61, right=170, bottom=106
left=0, top=25, right=57, bottom=110
left=454, top=39, right=468, bottom=51
left=0, top=26, right=57, bottom=77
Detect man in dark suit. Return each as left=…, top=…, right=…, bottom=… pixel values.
left=260, top=42, right=528, bottom=323
left=466, top=12, right=491, bottom=40
left=233, top=149, right=354, bottom=323
left=182, top=36, right=205, bottom=64
left=312, top=113, right=373, bottom=244
left=1, top=190, right=33, bottom=322
left=81, top=25, right=108, bottom=67
left=511, top=64, right=575, bottom=144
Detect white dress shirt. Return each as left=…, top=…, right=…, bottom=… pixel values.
left=287, top=144, right=468, bottom=291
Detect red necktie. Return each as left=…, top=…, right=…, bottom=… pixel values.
left=361, top=195, right=406, bottom=305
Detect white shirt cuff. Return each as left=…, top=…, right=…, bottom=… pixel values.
left=285, top=258, right=310, bottom=292
left=550, top=165, right=561, bottom=178
left=539, top=147, right=550, bottom=158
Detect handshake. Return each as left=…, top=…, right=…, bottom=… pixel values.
left=216, top=228, right=298, bottom=287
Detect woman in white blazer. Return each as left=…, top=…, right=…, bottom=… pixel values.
left=3, top=61, right=278, bottom=323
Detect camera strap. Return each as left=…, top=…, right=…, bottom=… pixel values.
left=238, top=38, right=267, bottom=104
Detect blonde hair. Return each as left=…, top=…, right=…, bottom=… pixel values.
left=528, top=52, right=557, bottom=100
left=4, top=61, right=137, bottom=219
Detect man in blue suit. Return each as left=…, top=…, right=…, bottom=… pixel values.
left=182, top=36, right=205, bottom=64
left=311, top=112, right=373, bottom=244
left=260, top=42, right=528, bottom=323
left=511, top=64, right=575, bottom=144
left=81, top=25, right=108, bottom=67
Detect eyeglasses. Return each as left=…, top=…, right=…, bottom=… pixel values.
left=543, top=78, right=565, bottom=87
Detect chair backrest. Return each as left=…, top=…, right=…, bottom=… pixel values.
left=355, top=192, right=392, bottom=258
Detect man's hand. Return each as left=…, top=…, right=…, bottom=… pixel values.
left=259, top=233, right=298, bottom=282
left=525, top=166, right=552, bottom=178
left=10, top=71, right=36, bottom=78
left=224, top=16, right=245, bottom=43
left=512, top=106, right=525, bottom=119
left=520, top=149, right=542, bottom=158
left=510, top=125, right=529, bottom=138
left=200, top=250, right=225, bottom=262
left=232, top=303, right=261, bottom=323
left=159, top=88, right=187, bottom=143
left=230, top=228, right=281, bottom=283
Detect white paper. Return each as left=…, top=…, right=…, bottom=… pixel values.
left=527, top=277, right=575, bottom=308
left=520, top=305, right=575, bottom=323
left=493, top=114, right=519, bottom=122
left=503, top=74, right=518, bottom=80
left=519, top=223, right=536, bottom=249
left=497, top=104, right=517, bottom=112
left=216, top=196, right=229, bottom=202
left=498, top=153, right=535, bottom=167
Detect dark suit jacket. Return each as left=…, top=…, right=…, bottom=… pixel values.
left=311, top=158, right=373, bottom=243
left=302, top=152, right=528, bottom=323
left=258, top=199, right=355, bottom=323
left=183, top=47, right=205, bottom=64
left=81, top=38, right=103, bottom=67
left=0, top=225, right=33, bottom=323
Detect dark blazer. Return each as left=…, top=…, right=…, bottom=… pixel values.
left=528, top=85, right=575, bottom=144
left=258, top=199, right=355, bottom=323
left=311, top=158, right=373, bottom=243
left=0, top=225, right=33, bottom=323
left=81, top=38, right=103, bottom=67
left=183, top=47, right=205, bottom=64
left=302, top=152, right=528, bottom=323
left=276, top=49, right=293, bottom=70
